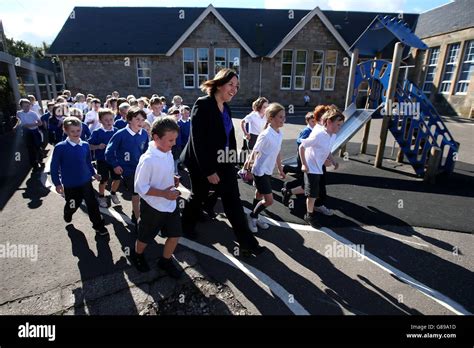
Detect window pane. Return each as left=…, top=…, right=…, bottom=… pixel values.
left=281, top=76, right=291, bottom=89
left=313, top=51, right=324, bottom=64
left=138, top=69, right=151, bottom=78
left=294, top=76, right=304, bottom=89
left=138, top=77, right=150, bottom=87
left=184, top=62, right=194, bottom=74
left=282, top=50, right=293, bottom=63
left=311, top=77, right=321, bottom=90
left=282, top=63, right=292, bottom=76
left=325, top=64, right=336, bottom=77
left=228, top=48, right=240, bottom=67
left=198, top=75, right=208, bottom=86
left=137, top=58, right=150, bottom=68
left=197, top=48, right=208, bottom=61
left=184, top=75, right=194, bottom=87
left=325, top=78, right=335, bottom=90
left=326, top=50, right=338, bottom=64
left=311, top=64, right=322, bottom=76
left=215, top=48, right=226, bottom=61
left=228, top=48, right=240, bottom=74
left=296, top=50, right=306, bottom=63
left=295, top=63, right=305, bottom=76
left=198, top=62, right=208, bottom=74
left=183, top=48, right=194, bottom=61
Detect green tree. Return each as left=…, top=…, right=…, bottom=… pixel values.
left=5, top=37, right=47, bottom=59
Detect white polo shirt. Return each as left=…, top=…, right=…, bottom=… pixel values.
left=74, top=102, right=88, bottom=113
left=85, top=110, right=100, bottom=131
left=251, top=126, right=283, bottom=176
left=17, top=110, right=40, bottom=130
left=146, top=112, right=167, bottom=125
left=301, top=126, right=336, bottom=174
left=134, top=141, right=176, bottom=212
left=243, top=111, right=266, bottom=135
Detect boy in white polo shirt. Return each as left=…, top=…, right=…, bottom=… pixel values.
left=299, top=106, right=345, bottom=225
left=84, top=98, right=101, bottom=131
left=244, top=103, right=286, bottom=233
left=15, top=98, right=43, bottom=171
left=130, top=117, right=183, bottom=277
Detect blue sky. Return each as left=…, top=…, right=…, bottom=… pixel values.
left=1, top=0, right=453, bottom=46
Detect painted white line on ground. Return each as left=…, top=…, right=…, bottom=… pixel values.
left=351, top=228, right=430, bottom=248
left=254, top=211, right=471, bottom=315
left=180, top=239, right=309, bottom=315
left=41, top=158, right=309, bottom=315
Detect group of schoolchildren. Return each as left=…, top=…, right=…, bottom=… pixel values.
left=15, top=89, right=345, bottom=278
left=241, top=100, right=345, bottom=232
left=15, top=91, right=191, bottom=277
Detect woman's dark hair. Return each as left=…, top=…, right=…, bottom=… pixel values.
left=200, top=68, right=239, bottom=96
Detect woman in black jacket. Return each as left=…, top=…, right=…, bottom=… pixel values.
left=181, top=69, right=266, bottom=257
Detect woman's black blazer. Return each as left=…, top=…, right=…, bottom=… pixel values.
left=181, top=94, right=237, bottom=177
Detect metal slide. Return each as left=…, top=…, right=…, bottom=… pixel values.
left=281, top=103, right=377, bottom=168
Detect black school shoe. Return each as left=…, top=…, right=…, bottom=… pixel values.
left=95, top=226, right=109, bottom=236
left=281, top=188, right=292, bottom=206
left=239, top=245, right=268, bottom=257
left=130, top=251, right=150, bottom=273
left=64, top=211, right=73, bottom=223
left=157, top=257, right=182, bottom=279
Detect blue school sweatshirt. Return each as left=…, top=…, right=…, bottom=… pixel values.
left=50, top=139, right=95, bottom=188
left=177, top=119, right=190, bottom=147
left=105, top=126, right=149, bottom=178
left=114, top=118, right=127, bottom=130
left=296, top=126, right=312, bottom=146
left=88, top=127, right=117, bottom=161
left=114, top=114, right=121, bottom=122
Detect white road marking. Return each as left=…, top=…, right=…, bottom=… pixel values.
left=351, top=228, right=430, bottom=247
left=41, top=156, right=309, bottom=315
left=42, top=153, right=471, bottom=315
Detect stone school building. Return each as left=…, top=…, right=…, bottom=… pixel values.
left=48, top=5, right=421, bottom=109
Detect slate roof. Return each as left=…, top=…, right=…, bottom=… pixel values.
left=48, top=6, right=419, bottom=57
left=415, top=0, right=474, bottom=38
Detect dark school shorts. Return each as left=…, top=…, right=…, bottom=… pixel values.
left=304, top=173, right=321, bottom=198
left=253, top=174, right=273, bottom=195
left=138, top=198, right=183, bottom=243
left=97, top=160, right=121, bottom=184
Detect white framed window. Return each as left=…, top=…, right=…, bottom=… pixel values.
left=311, top=50, right=324, bottom=90
left=214, top=48, right=240, bottom=76
left=197, top=48, right=209, bottom=86
left=280, top=49, right=293, bottom=90
left=439, top=43, right=461, bottom=94
left=183, top=48, right=195, bottom=89
left=137, top=58, right=151, bottom=87
left=324, top=50, right=338, bottom=91
left=294, top=50, right=307, bottom=90
left=422, top=47, right=440, bottom=94
left=228, top=48, right=240, bottom=75
left=214, top=48, right=226, bottom=75
left=455, top=41, right=474, bottom=94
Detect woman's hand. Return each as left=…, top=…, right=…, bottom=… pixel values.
left=301, top=164, right=308, bottom=173
left=207, top=173, right=220, bottom=185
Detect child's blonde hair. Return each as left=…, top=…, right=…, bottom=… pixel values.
left=63, top=116, right=82, bottom=130
left=321, top=105, right=345, bottom=125
left=264, top=102, right=285, bottom=129
left=69, top=107, right=83, bottom=120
